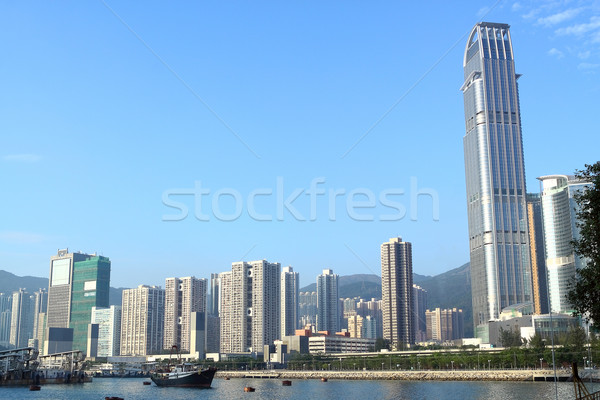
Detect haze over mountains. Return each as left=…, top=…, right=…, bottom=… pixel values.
left=0, top=262, right=473, bottom=336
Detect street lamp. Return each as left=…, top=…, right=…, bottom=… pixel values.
left=353, top=363, right=356, bottom=371
left=451, top=361, right=454, bottom=371
left=382, top=362, right=385, bottom=371
left=539, top=358, right=543, bottom=370
left=488, top=360, right=491, bottom=370
left=584, top=357, right=587, bottom=369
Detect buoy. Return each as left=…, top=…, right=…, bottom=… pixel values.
left=244, top=386, right=255, bottom=392
left=282, top=380, right=292, bottom=386
left=143, top=381, right=151, bottom=385
left=321, top=377, right=328, bottom=382
left=29, top=385, right=41, bottom=391
left=224, top=376, right=230, bottom=380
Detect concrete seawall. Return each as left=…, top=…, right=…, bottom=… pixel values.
left=216, top=369, right=586, bottom=382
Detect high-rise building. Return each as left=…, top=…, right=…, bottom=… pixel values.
left=347, top=314, right=363, bottom=338
left=219, top=260, right=280, bottom=353
left=47, top=249, right=91, bottom=329
left=527, top=193, right=549, bottom=315
left=91, top=306, right=121, bottom=357
left=462, top=23, right=532, bottom=335
left=0, top=293, right=12, bottom=348
left=120, top=285, right=165, bottom=356
left=298, top=291, right=318, bottom=328
left=208, top=273, right=220, bottom=317
left=281, top=266, right=299, bottom=338
left=70, top=256, right=111, bottom=353
left=31, top=289, right=48, bottom=350
left=10, top=289, right=34, bottom=348
left=412, top=285, right=428, bottom=342
left=46, top=249, right=111, bottom=354
left=538, top=175, right=590, bottom=313
left=317, top=269, right=339, bottom=333
left=164, top=276, right=207, bottom=353
left=381, top=237, right=414, bottom=348
left=426, top=308, right=464, bottom=342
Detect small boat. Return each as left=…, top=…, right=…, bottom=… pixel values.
left=282, top=380, right=292, bottom=386
left=143, top=381, right=151, bottom=385
left=224, top=377, right=230, bottom=380
left=321, top=377, right=328, bottom=382
left=244, top=386, right=255, bottom=392
left=29, top=385, right=41, bottom=391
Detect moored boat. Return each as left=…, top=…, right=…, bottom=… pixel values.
left=150, top=365, right=217, bottom=388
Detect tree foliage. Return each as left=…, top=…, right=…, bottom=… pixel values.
left=528, top=333, right=545, bottom=351
left=567, top=162, right=600, bottom=326
left=498, top=327, right=522, bottom=348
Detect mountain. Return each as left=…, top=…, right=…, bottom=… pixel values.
left=413, top=263, right=472, bottom=337
left=299, top=263, right=473, bottom=337
left=0, top=269, right=125, bottom=307
left=0, top=270, right=48, bottom=294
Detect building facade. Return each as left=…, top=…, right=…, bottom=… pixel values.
left=10, top=289, right=34, bottom=348
left=91, top=306, right=121, bottom=357
left=316, top=269, right=339, bottom=333
left=461, top=23, right=532, bottom=335
left=219, top=260, right=281, bottom=353
left=298, top=291, right=318, bottom=328
left=527, top=193, right=549, bottom=314
left=280, top=266, right=299, bottom=338
left=381, top=237, right=413, bottom=348
left=120, top=285, right=165, bottom=356
left=426, top=308, right=464, bottom=342
left=412, top=285, right=428, bottom=342
left=70, top=255, right=111, bottom=353
left=163, top=276, right=207, bottom=352
left=538, top=175, right=590, bottom=313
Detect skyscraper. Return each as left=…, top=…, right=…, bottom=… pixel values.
left=10, top=289, right=34, bottom=348
left=219, top=260, right=280, bottom=353
left=538, top=175, right=590, bottom=313
left=461, top=23, right=532, bottom=336
left=316, top=269, right=339, bottom=333
left=91, top=305, right=121, bottom=356
left=32, top=289, right=48, bottom=350
left=280, top=266, right=299, bottom=338
left=164, top=276, right=207, bottom=352
left=46, top=249, right=111, bottom=354
left=426, top=308, right=464, bottom=342
left=0, top=293, right=12, bottom=348
left=70, top=255, right=111, bottom=353
left=412, top=284, right=428, bottom=342
left=527, top=193, right=549, bottom=315
left=381, top=237, right=414, bottom=348
left=120, top=285, right=165, bottom=356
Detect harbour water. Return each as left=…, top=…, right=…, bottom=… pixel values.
left=0, top=377, right=598, bottom=400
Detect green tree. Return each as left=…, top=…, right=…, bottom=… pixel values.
left=374, top=338, right=390, bottom=352
left=528, top=333, right=545, bottom=351
left=499, top=327, right=522, bottom=348
left=565, top=326, right=587, bottom=354
left=567, top=162, right=600, bottom=326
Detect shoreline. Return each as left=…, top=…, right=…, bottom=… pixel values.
left=216, top=369, right=598, bottom=382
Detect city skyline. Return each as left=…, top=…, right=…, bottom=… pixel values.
left=1, top=3, right=599, bottom=289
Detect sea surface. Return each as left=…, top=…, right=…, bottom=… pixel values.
left=1, top=377, right=598, bottom=400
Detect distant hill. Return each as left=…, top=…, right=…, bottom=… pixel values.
left=0, top=269, right=125, bottom=307
left=0, top=270, right=48, bottom=294
left=413, top=262, right=472, bottom=336
left=299, top=263, right=473, bottom=337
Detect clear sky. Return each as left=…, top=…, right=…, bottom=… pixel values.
left=1, top=1, right=599, bottom=288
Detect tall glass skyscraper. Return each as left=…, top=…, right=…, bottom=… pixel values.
left=461, top=23, right=532, bottom=337
left=538, top=175, right=590, bottom=313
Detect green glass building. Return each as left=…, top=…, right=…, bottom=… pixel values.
left=69, top=256, right=111, bottom=353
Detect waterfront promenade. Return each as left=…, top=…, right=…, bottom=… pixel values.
left=217, top=368, right=599, bottom=382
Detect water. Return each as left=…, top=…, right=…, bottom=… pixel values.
left=0, top=377, right=597, bottom=400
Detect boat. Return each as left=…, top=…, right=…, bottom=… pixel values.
left=244, top=386, right=255, bottom=392
left=150, top=346, right=216, bottom=388
left=151, top=365, right=217, bottom=388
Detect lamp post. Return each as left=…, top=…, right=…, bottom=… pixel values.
left=539, top=358, right=543, bottom=370
left=451, top=361, right=454, bottom=371
left=488, top=360, right=491, bottom=370
left=584, top=357, right=587, bottom=369
left=382, top=362, right=384, bottom=371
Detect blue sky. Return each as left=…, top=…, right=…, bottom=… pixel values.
left=1, top=1, right=599, bottom=288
